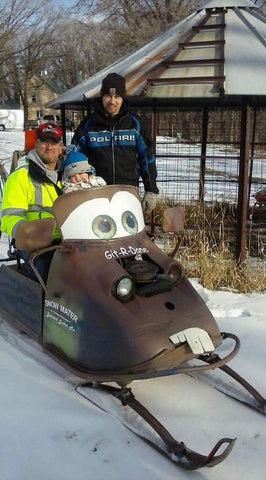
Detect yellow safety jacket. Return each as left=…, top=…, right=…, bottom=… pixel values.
left=1, top=155, right=62, bottom=241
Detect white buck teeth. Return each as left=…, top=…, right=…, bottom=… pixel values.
left=169, top=328, right=215, bottom=354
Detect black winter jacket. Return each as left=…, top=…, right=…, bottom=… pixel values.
left=71, top=99, right=158, bottom=194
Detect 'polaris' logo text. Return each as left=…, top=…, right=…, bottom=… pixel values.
left=90, top=134, right=135, bottom=143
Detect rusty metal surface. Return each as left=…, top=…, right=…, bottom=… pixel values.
left=39, top=186, right=222, bottom=374
left=44, top=224, right=222, bottom=373
left=16, top=218, right=56, bottom=251
left=162, top=206, right=184, bottom=232
left=0, top=185, right=246, bottom=382
left=236, top=105, right=251, bottom=262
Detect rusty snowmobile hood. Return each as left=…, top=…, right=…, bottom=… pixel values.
left=42, top=185, right=222, bottom=374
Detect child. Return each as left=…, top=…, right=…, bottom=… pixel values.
left=62, top=150, right=106, bottom=193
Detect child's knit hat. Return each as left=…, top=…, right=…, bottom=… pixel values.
left=62, top=150, right=95, bottom=180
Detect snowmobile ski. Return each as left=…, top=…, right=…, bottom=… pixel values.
left=76, top=382, right=236, bottom=470
left=187, top=351, right=266, bottom=415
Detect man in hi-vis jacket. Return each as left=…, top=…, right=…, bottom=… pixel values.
left=1, top=122, right=63, bottom=281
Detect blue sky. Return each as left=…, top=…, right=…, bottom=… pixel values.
left=57, top=0, right=76, bottom=8
left=62, top=0, right=77, bottom=6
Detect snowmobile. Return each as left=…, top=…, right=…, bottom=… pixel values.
left=0, top=185, right=265, bottom=470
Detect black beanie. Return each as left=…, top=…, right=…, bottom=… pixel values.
left=101, top=73, right=126, bottom=99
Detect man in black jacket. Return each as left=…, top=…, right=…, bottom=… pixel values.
left=72, top=73, right=159, bottom=215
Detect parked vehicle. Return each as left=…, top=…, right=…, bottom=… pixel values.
left=0, top=109, right=24, bottom=130
left=25, top=114, right=73, bottom=131
left=42, top=114, right=74, bottom=129
left=42, top=114, right=61, bottom=124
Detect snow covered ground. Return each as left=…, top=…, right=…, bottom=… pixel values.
left=156, top=136, right=265, bottom=204
left=0, top=130, right=24, bottom=161
left=0, top=131, right=266, bottom=479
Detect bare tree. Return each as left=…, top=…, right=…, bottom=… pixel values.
left=73, top=0, right=201, bottom=51
left=45, top=19, right=115, bottom=89
left=0, top=1, right=48, bottom=77
left=0, top=0, right=68, bottom=126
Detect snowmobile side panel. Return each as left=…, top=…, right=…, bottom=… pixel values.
left=0, top=264, right=43, bottom=338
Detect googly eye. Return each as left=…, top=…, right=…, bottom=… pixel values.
left=92, top=215, right=117, bottom=239
left=121, top=211, right=138, bottom=235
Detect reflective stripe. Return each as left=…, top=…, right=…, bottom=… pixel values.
left=11, top=219, right=26, bottom=239
left=31, top=177, right=42, bottom=205
left=1, top=207, right=27, bottom=217
left=28, top=205, right=53, bottom=214
left=43, top=206, right=53, bottom=213
left=2, top=205, right=53, bottom=217
left=28, top=205, right=42, bottom=212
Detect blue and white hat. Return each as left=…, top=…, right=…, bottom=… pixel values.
left=62, top=150, right=95, bottom=180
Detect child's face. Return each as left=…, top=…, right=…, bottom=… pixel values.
left=70, top=172, right=89, bottom=184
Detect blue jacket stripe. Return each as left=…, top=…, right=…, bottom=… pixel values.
left=83, top=118, right=92, bottom=136
left=135, top=132, right=149, bottom=173
left=78, top=136, right=86, bottom=150
left=130, top=115, right=141, bottom=133
left=147, top=154, right=156, bottom=164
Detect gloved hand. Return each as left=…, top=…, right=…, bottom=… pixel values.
left=142, top=192, right=157, bottom=215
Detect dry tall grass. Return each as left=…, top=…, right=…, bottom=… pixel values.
left=154, top=200, right=266, bottom=293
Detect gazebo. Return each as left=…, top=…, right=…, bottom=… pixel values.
left=49, top=0, right=266, bottom=261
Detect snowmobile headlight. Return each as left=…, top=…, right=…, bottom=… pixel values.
left=167, top=262, right=183, bottom=285
left=112, top=275, right=134, bottom=302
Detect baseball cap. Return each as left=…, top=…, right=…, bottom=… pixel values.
left=36, top=122, right=62, bottom=143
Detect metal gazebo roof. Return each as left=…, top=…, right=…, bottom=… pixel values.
left=197, top=0, right=259, bottom=8
left=49, top=0, right=266, bottom=108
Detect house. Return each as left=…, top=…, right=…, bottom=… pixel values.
left=25, top=75, right=64, bottom=126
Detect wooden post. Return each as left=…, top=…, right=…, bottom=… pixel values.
left=236, top=105, right=251, bottom=263
left=199, top=108, right=209, bottom=203
left=61, top=105, right=66, bottom=145
left=150, top=103, right=157, bottom=234
left=248, top=107, right=257, bottom=205
left=0, top=162, right=8, bottom=185
left=10, top=151, right=19, bottom=174
left=151, top=102, right=157, bottom=155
